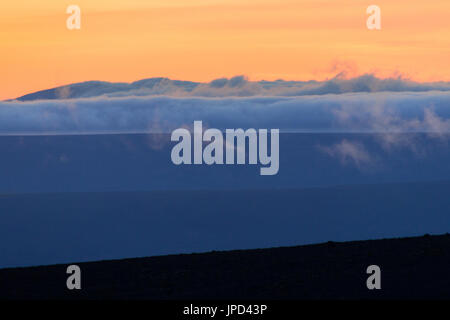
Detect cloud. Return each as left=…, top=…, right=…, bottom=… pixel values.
left=319, top=140, right=373, bottom=169
left=210, top=75, right=248, bottom=88
left=423, top=108, right=450, bottom=139
left=2, top=90, right=450, bottom=136
left=3, top=86, right=450, bottom=172
left=332, top=98, right=450, bottom=158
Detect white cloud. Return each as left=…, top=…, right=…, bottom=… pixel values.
left=2, top=90, right=450, bottom=137
left=319, top=140, right=373, bottom=169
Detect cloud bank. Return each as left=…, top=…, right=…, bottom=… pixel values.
left=2, top=90, right=450, bottom=136
left=3, top=78, right=450, bottom=170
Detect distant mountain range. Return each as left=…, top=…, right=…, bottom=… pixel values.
left=14, top=78, right=199, bottom=101
left=11, top=75, right=450, bottom=101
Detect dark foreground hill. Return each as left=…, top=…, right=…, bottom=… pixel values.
left=1, top=234, right=449, bottom=300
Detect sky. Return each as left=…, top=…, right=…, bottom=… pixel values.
left=1, top=0, right=450, bottom=100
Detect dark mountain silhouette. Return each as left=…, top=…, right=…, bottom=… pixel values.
left=10, top=75, right=450, bottom=101
left=1, top=234, right=449, bottom=299
left=13, top=78, right=199, bottom=101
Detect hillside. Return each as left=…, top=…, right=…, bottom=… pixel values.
left=1, top=234, right=449, bottom=300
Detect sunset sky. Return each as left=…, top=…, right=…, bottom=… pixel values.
left=1, top=0, right=449, bottom=100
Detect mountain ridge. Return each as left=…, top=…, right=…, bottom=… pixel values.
left=10, top=74, right=450, bottom=102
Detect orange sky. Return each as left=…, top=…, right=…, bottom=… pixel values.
left=1, top=0, right=449, bottom=100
